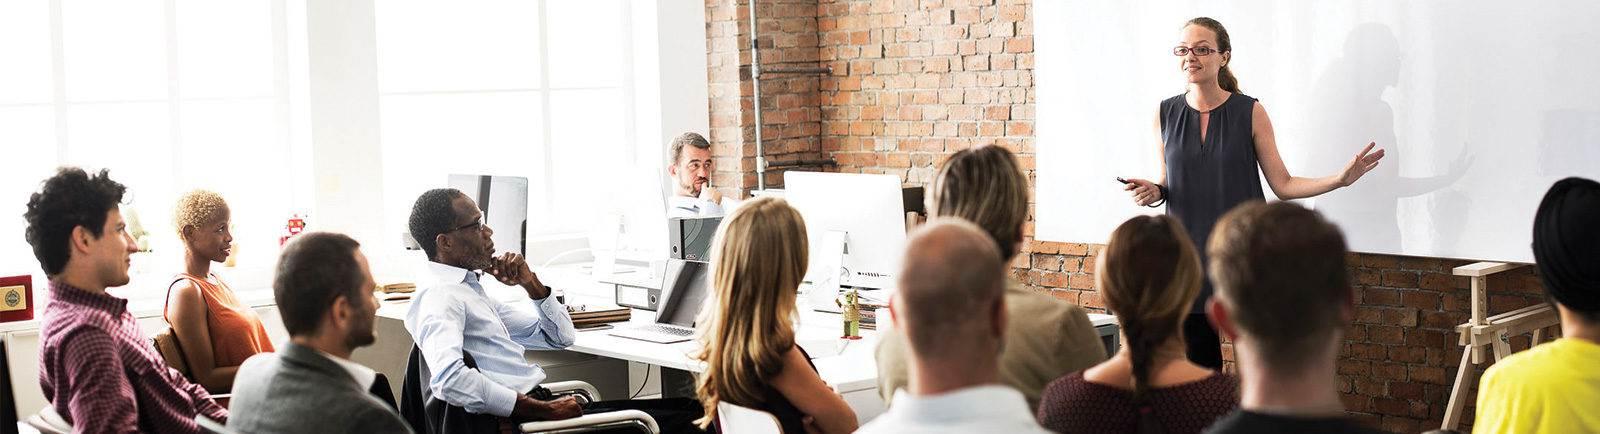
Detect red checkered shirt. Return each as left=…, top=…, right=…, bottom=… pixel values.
left=39, top=280, right=228, bottom=434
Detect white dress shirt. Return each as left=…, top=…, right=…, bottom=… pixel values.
left=667, top=194, right=724, bottom=218
left=404, top=261, right=577, bottom=417
left=855, top=385, right=1053, bottom=434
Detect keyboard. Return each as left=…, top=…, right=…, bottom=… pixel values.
left=608, top=324, right=695, bottom=344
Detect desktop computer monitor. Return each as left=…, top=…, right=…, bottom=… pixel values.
left=447, top=175, right=529, bottom=257
left=783, top=171, right=907, bottom=291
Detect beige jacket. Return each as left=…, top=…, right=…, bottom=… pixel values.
left=875, top=278, right=1107, bottom=411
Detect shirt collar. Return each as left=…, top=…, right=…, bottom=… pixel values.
left=424, top=261, right=479, bottom=287
left=887, top=384, right=1033, bottom=423
left=48, top=279, right=128, bottom=313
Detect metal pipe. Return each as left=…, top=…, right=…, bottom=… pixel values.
left=749, top=0, right=766, bottom=191
left=765, top=159, right=838, bottom=169
left=762, top=66, right=833, bottom=75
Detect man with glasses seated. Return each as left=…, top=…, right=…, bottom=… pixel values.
left=665, top=132, right=724, bottom=218
left=405, top=188, right=703, bottom=433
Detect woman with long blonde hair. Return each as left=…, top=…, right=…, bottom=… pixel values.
left=692, top=197, right=857, bottom=434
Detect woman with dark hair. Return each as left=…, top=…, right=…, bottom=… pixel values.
left=1119, top=17, right=1386, bottom=368
left=1036, top=215, right=1236, bottom=434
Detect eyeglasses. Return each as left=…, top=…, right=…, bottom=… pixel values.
left=448, top=218, right=485, bottom=234
left=1172, top=46, right=1223, bottom=57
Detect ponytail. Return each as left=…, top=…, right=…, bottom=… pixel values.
left=1218, top=64, right=1240, bottom=93
left=1100, top=215, right=1206, bottom=434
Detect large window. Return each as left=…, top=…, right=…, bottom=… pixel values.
left=0, top=0, right=304, bottom=284
left=376, top=0, right=634, bottom=241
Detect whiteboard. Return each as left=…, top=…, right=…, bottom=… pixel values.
left=1036, top=1, right=1600, bottom=263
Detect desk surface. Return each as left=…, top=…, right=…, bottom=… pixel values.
left=375, top=266, right=1117, bottom=395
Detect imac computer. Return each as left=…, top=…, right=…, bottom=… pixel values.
left=783, top=171, right=907, bottom=295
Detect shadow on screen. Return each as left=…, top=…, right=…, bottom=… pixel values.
left=1304, top=23, right=1473, bottom=254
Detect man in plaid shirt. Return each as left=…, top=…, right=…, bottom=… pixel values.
left=24, top=167, right=227, bottom=434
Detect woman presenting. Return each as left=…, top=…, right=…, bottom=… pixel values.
left=1122, top=17, right=1385, bottom=369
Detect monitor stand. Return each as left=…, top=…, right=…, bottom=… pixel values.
left=808, top=230, right=848, bottom=312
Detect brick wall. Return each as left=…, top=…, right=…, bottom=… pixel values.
left=705, top=0, right=1555, bottom=431
left=705, top=0, right=828, bottom=196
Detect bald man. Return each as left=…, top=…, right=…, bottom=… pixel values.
left=856, top=219, right=1050, bottom=434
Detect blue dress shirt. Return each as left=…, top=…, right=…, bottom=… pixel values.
left=404, top=261, right=577, bottom=417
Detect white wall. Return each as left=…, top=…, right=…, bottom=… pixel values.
left=1036, top=0, right=1600, bottom=262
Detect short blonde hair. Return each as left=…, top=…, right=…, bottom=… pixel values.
left=929, top=145, right=1030, bottom=260
left=173, top=189, right=229, bottom=239
left=693, top=196, right=808, bottom=428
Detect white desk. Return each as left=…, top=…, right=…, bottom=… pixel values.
left=371, top=265, right=1119, bottom=424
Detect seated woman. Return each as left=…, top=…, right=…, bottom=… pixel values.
left=164, top=190, right=275, bottom=394
left=693, top=197, right=858, bottom=434
left=1037, top=215, right=1238, bottom=434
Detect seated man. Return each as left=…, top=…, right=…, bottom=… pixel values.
left=857, top=219, right=1051, bottom=434
left=665, top=132, right=723, bottom=218
left=1473, top=177, right=1600, bottom=433
left=228, top=232, right=412, bottom=433
left=876, top=145, right=1105, bottom=410
left=25, top=167, right=227, bottom=433
left=405, top=188, right=702, bottom=432
left=1202, top=202, right=1388, bottom=434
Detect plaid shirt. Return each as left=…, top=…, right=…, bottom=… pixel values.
left=39, top=280, right=228, bottom=434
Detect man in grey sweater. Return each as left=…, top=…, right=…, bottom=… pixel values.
left=228, top=232, right=412, bottom=433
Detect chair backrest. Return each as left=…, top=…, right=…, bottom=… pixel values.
left=196, top=415, right=239, bottom=434
left=24, top=407, right=71, bottom=434
left=1, top=335, right=17, bottom=434
left=715, top=402, right=782, bottom=434
left=152, top=328, right=193, bottom=379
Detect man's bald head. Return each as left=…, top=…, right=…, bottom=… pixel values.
left=894, top=218, right=1007, bottom=362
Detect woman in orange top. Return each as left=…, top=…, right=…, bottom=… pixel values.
left=165, top=190, right=275, bottom=393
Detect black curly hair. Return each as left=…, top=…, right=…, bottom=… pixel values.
left=408, top=188, right=466, bottom=260
left=24, top=167, right=127, bottom=275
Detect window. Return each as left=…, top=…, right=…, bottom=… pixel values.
left=375, top=0, right=634, bottom=240
left=0, top=0, right=305, bottom=288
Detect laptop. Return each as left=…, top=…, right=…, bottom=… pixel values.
left=608, top=259, right=710, bottom=344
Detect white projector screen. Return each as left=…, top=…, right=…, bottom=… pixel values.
left=1036, top=1, right=1600, bottom=263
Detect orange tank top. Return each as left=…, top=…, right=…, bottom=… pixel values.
left=165, top=273, right=275, bottom=369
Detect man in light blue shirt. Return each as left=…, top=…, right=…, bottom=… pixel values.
left=404, top=188, right=703, bottom=432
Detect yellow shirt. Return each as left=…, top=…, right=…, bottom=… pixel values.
left=1473, top=338, right=1600, bottom=434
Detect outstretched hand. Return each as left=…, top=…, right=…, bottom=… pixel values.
left=1339, top=142, right=1385, bottom=187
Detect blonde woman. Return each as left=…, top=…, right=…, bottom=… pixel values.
left=165, top=190, right=275, bottom=394
left=1036, top=215, right=1237, bottom=434
left=693, top=197, right=857, bottom=434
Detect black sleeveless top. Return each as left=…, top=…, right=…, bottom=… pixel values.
left=1160, top=92, right=1264, bottom=312
left=722, top=346, right=816, bottom=434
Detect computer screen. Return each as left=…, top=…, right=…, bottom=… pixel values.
left=655, top=259, right=710, bottom=328
left=1, top=335, right=17, bottom=434
left=783, top=172, right=907, bottom=290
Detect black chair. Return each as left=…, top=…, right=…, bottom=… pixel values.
left=399, top=345, right=655, bottom=434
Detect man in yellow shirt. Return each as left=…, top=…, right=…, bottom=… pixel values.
left=1473, top=177, right=1600, bottom=434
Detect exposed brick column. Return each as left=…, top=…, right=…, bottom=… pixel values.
left=704, top=0, right=825, bottom=198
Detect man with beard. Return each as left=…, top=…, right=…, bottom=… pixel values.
left=665, top=132, right=723, bottom=218
left=227, top=232, right=412, bottom=433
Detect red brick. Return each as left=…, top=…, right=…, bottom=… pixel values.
left=1381, top=270, right=1420, bottom=288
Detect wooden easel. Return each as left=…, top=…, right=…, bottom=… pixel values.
left=1439, top=262, right=1562, bottom=431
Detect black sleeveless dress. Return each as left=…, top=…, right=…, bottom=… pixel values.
left=1159, top=92, right=1265, bottom=313
left=718, top=346, right=816, bottom=434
